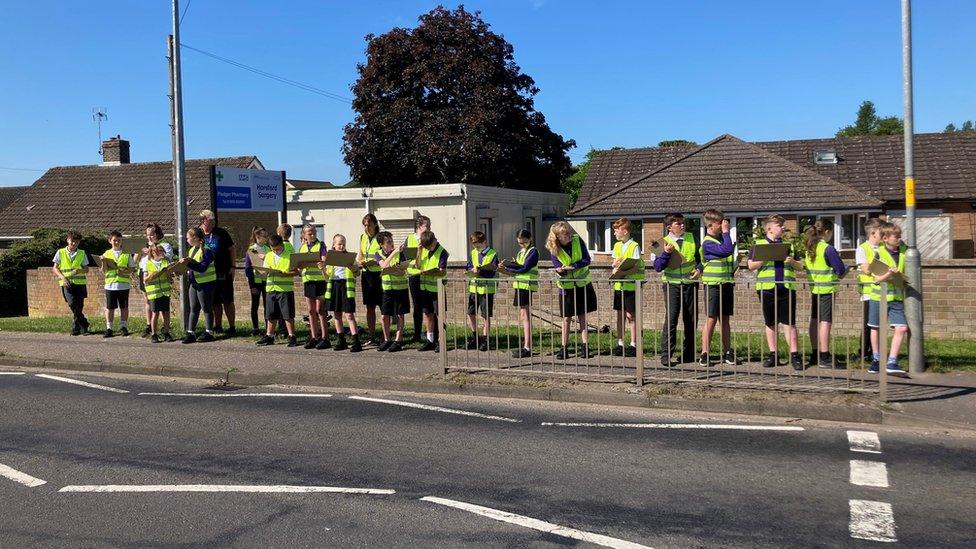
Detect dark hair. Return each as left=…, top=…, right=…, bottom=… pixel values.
left=419, top=230, right=437, bottom=248
left=66, top=230, right=82, bottom=242
left=516, top=229, right=533, bottom=245
left=187, top=227, right=204, bottom=242
left=664, top=213, right=685, bottom=228
left=249, top=226, right=267, bottom=246
left=108, top=230, right=123, bottom=239
left=377, top=231, right=393, bottom=246
left=146, top=222, right=164, bottom=240
left=468, top=231, right=486, bottom=244
left=268, top=234, right=283, bottom=247
left=362, top=213, right=379, bottom=236
left=415, top=215, right=431, bottom=230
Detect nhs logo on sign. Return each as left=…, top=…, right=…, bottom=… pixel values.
left=214, top=166, right=283, bottom=213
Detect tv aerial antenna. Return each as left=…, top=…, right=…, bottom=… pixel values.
left=92, top=108, right=108, bottom=154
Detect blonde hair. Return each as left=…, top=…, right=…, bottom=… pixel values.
left=546, top=221, right=574, bottom=256
left=880, top=222, right=902, bottom=239
left=332, top=233, right=346, bottom=248
left=301, top=224, right=317, bottom=244
left=703, top=209, right=724, bottom=226
left=763, top=214, right=786, bottom=230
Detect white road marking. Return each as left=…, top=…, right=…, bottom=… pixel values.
left=847, top=431, right=882, bottom=454
left=35, top=374, right=129, bottom=394
left=349, top=396, right=521, bottom=423
left=421, top=496, right=651, bottom=549
left=139, top=392, right=333, bottom=398
left=0, top=462, right=47, bottom=487
left=849, top=499, right=897, bottom=542
left=850, top=460, right=889, bottom=488
left=541, top=422, right=804, bottom=431
left=59, top=484, right=395, bottom=494
left=0, top=372, right=26, bottom=375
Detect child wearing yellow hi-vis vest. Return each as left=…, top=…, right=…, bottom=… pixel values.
left=499, top=229, right=539, bottom=359
left=142, top=244, right=175, bottom=343
left=404, top=215, right=431, bottom=343
left=254, top=234, right=299, bottom=347
left=375, top=231, right=410, bottom=352
left=653, top=213, right=702, bottom=366
left=803, top=218, right=848, bottom=368
left=415, top=230, right=449, bottom=352
left=855, top=218, right=884, bottom=366
left=465, top=231, right=498, bottom=352
left=359, top=213, right=383, bottom=346
left=101, top=230, right=136, bottom=338
left=699, top=209, right=738, bottom=366
left=862, top=222, right=909, bottom=376
left=609, top=218, right=643, bottom=357
left=547, top=221, right=597, bottom=360
left=326, top=234, right=362, bottom=352
left=52, top=230, right=91, bottom=336
left=746, top=214, right=802, bottom=370
left=299, top=224, right=330, bottom=350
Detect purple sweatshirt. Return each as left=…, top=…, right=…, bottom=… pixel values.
left=824, top=244, right=847, bottom=277
left=465, top=247, right=499, bottom=278
left=701, top=232, right=735, bottom=260
left=505, top=248, right=539, bottom=274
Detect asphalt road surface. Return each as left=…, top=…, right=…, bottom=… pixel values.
left=1, top=370, right=974, bottom=548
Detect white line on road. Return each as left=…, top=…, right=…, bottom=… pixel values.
left=850, top=460, right=890, bottom=488
left=0, top=372, right=26, bottom=375
left=349, top=395, right=521, bottom=423
left=0, top=462, right=47, bottom=488
left=34, top=374, right=129, bottom=394
left=847, top=431, right=882, bottom=454
left=421, top=496, right=652, bottom=549
left=139, top=392, right=333, bottom=398
left=59, top=484, right=395, bottom=494
left=540, top=422, right=804, bottom=431
left=849, top=499, right=897, bottom=542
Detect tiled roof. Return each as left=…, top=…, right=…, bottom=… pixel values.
left=0, top=157, right=257, bottom=237
left=577, top=145, right=695, bottom=207
left=569, top=135, right=882, bottom=217
left=0, top=186, right=27, bottom=213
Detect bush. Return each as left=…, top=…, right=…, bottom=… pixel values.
left=0, top=228, right=106, bottom=316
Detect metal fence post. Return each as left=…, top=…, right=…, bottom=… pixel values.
left=438, top=278, right=448, bottom=374
left=878, top=283, right=889, bottom=404
left=635, top=279, right=644, bottom=386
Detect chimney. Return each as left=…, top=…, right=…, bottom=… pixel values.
left=101, top=135, right=130, bottom=166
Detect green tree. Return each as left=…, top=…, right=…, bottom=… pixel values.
left=963, top=120, right=975, bottom=132
left=945, top=123, right=958, bottom=133
left=563, top=149, right=604, bottom=208
left=657, top=139, right=698, bottom=147
left=837, top=100, right=904, bottom=137
left=342, top=6, right=575, bottom=190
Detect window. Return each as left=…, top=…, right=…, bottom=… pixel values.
left=524, top=217, right=536, bottom=243
left=478, top=218, right=494, bottom=247
left=838, top=214, right=857, bottom=250
left=814, top=149, right=838, bottom=165
left=684, top=217, right=701, bottom=244
left=734, top=216, right=756, bottom=248
left=612, top=220, right=642, bottom=250
left=587, top=220, right=607, bottom=252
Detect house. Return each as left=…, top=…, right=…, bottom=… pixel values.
left=0, top=136, right=277, bottom=253
left=568, top=132, right=976, bottom=259
left=287, top=183, right=568, bottom=261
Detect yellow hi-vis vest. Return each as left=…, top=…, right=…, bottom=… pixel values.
left=325, top=266, right=356, bottom=299
left=699, top=235, right=735, bottom=285
left=299, top=241, right=326, bottom=283
left=360, top=232, right=381, bottom=273
left=512, top=246, right=539, bottom=292
left=467, top=247, right=498, bottom=295
left=754, top=238, right=796, bottom=291
left=661, top=235, right=697, bottom=285
left=189, top=246, right=217, bottom=285
left=144, top=259, right=172, bottom=300
left=102, top=249, right=132, bottom=286
left=379, top=250, right=408, bottom=291
left=264, top=251, right=294, bottom=293
left=554, top=235, right=590, bottom=290
left=57, top=248, right=87, bottom=287
left=611, top=238, right=644, bottom=291
left=804, top=240, right=839, bottom=295
left=869, top=244, right=907, bottom=302
left=405, top=233, right=422, bottom=276
left=419, top=244, right=446, bottom=292
left=856, top=242, right=877, bottom=296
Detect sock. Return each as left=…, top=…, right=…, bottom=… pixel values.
left=106, top=321, right=113, bottom=330
left=617, top=339, right=624, bottom=346
left=120, top=320, right=127, bottom=328
left=427, top=331, right=434, bottom=342
left=887, top=357, right=898, bottom=366
left=206, top=329, right=213, bottom=334
left=630, top=342, right=637, bottom=348
left=873, top=352, right=881, bottom=361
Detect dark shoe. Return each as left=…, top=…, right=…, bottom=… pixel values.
left=885, top=360, right=908, bottom=377
left=120, top=327, right=130, bottom=337
left=199, top=332, right=216, bottom=343
left=807, top=352, right=819, bottom=367
left=163, top=332, right=174, bottom=343
left=151, top=334, right=161, bottom=343
left=660, top=356, right=673, bottom=367
left=316, top=338, right=332, bottom=350
left=554, top=347, right=570, bottom=360
left=762, top=352, right=776, bottom=368
left=350, top=339, right=363, bottom=353
left=465, top=337, right=478, bottom=350
left=334, top=337, right=349, bottom=351
left=578, top=345, right=591, bottom=359
left=226, top=327, right=237, bottom=337
left=71, top=328, right=81, bottom=336
left=103, top=329, right=114, bottom=339
left=251, top=329, right=262, bottom=337
left=387, top=341, right=403, bottom=353
left=512, top=347, right=532, bottom=358
left=410, top=335, right=422, bottom=344
left=304, top=338, right=318, bottom=350
left=371, top=336, right=384, bottom=347
left=287, top=336, right=298, bottom=347
left=624, top=346, right=637, bottom=357
left=141, top=326, right=151, bottom=338
left=790, top=352, right=804, bottom=371
left=182, top=333, right=196, bottom=344
left=418, top=340, right=436, bottom=352
left=611, top=345, right=625, bottom=356
left=722, top=351, right=741, bottom=366
left=377, top=340, right=392, bottom=352
left=256, top=335, right=274, bottom=346
left=478, top=339, right=489, bottom=352
left=213, top=325, right=224, bottom=334
left=698, top=353, right=712, bottom=367
left=868, top=358, right=880, bottom=373
left=817, top=353, right=834, bottom=369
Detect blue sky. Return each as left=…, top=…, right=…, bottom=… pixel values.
left=1, top=0, right=974, bottom=187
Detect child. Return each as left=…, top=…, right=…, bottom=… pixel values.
left=299, top=224, right=330, bottom=350
left=255, top=234, right=299, bottom=347
left=653, top=213, right=701, bottom=366
left=101, top=230, right=135, bottom=338
left=547, top=221, right=596, bottom=360
left=405, top=215, right=431, bottom=343
left=610, top=218, right=643, bottom=357
left=52, top=230, right=90, bottom=336
left=325, top=234, right=362, bottom=352
left=142, top=244, right=174, bottom=343
left=415, top=230, right=449, bottom=352
left=276, top=223, right=294, bottom=254
left=864, top=223, right=909, bottom=376
left=465, top=231, right=498, bottom=352
left=746, top=214, right=802, bottom=369
left=376, top=231, right=410, bottom=352
left=179, top=227, right=217, bottom=343
left=699, top=210, right=738, bottom=366
left=856, top=218, right=884, bottom=362
left=804, top=218, right=847, bottom=368
left=244, top=226, right=269, bottom=336
left=359, top=213, right=383, bottom=346
left=499, top=229, right=538, bottom=358
left=139, top=222, right=173, bottom=338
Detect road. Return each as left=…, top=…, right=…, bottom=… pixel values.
left=1, top=370, right=974, bottom=548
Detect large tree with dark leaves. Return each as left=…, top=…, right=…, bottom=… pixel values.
left=342, top=6, right=575, bottom=190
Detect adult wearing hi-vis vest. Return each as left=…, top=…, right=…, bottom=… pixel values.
left=609, top=218, right=643, bottom=357
left=404, top=215, right=431, bottom=343
left=653, top=213, right=702, bottom=367
left=359, top=213, right=383, bottom=346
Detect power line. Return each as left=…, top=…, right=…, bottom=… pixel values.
left=180, top=43, right=353, bottom=104
left=0, top=166, right=44, bottom=172
left=179, top=0, right=191, bottom=26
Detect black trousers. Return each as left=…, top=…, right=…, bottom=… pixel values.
left=250, top=282, right=267, bottom=331
left=661, top=283, right=698, bottom=362
left=408, top=275, right=423, bottom=337
left=187, top=287, right=214, bottom=333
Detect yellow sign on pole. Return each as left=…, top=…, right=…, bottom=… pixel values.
left=905, top=177, right=916, bottom=207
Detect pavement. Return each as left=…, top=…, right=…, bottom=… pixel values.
left=1, top=331, right=975, bottom=431
left=1, top=372, right=974, bottom=547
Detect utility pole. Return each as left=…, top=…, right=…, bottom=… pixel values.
left=169, top=0, right=190, bottom=330
left=902, top=0, right=925, bottom=373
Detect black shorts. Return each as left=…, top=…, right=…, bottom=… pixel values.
left=265, top=291, right=295, bottom=321
left=758, top=288, right=797, bottom=327
left=705, top=283, right=735, bottom=318
left=381, top=289, right=410, bottom=317
left=612, top=289, right=636, bottom=313
left=361, top=270, right=383, bottom=307
left=149, top=296, right=171, bottom=313
left=559, top=283, right=598, bottom=318
left=513, top=288, right=534, bottom=308
left=419, top=289, right=438, bottom=315
left=303, top=280, right=326, bottom=299
left=213, top=276, right=235, bottom=305
left=328, top=280, right=357, bottom=314
left=62, top=284, right=87, bottom=306
left=105, top=289, right=130, bottom=310
left=467, top=293, right=494, bottom=317
left=810, top=293, right=835, bottom=323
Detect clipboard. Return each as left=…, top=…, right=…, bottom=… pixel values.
left=500, top=259, right=520, bottom=269
left=401, top=247, right=418, bottom=261
left=360, top=258, right=380, bottom=269
left=96, top=254, right=136, bottom=275
left=121, top=239, right=145, bottom=255
left=869, top=259, right=906, bottom=287
left=323, top=251, right=357, bottom=267
left=418, top=268, right=444, bottom=277
left=649, top=239, right=685, bottom=269
left=246, top=250, right=266, bottom=269
left=751, top=243, right=791, bottom=262
left=289, top=252, right=322, bottom=269
left=609, top=257, right=641, bottom=280
left=382, top=264, right=407, bottom=276
left=145, top=261, right=187, bottom=281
